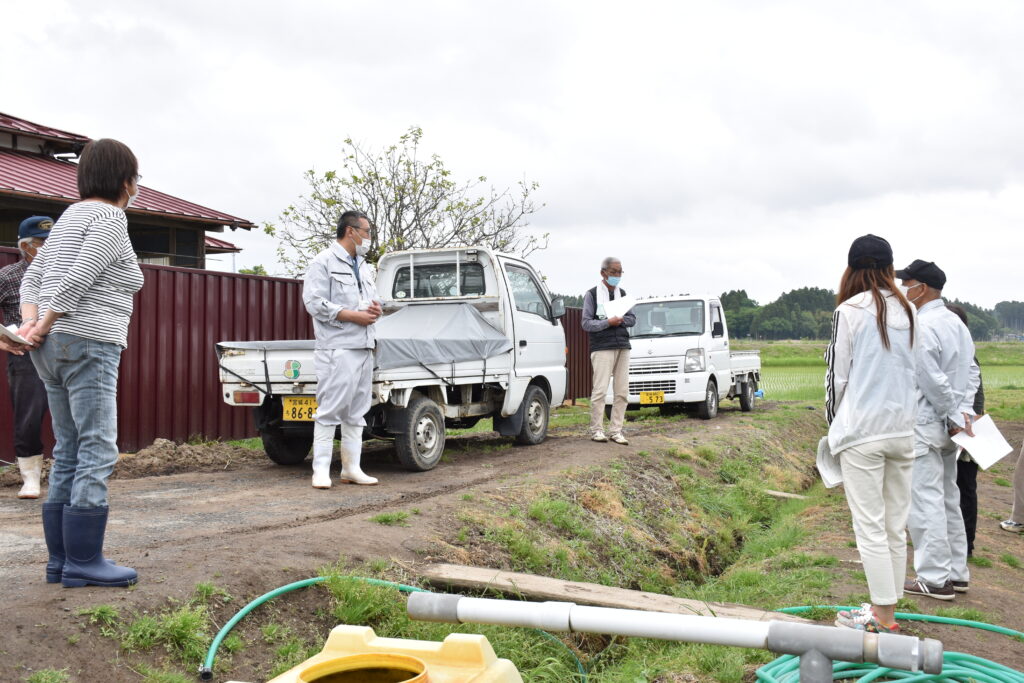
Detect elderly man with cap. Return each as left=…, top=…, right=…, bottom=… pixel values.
left=0, top=216, right=53, bottom=498
left=898, top=259, right=979, bottom=600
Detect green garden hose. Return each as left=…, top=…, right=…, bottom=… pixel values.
left=756, top=605, right=1024, bottom=682
left=198, top=576, right=587, bottom=681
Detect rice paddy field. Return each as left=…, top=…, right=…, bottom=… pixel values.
left=732, top=340, right=1024, bottom=421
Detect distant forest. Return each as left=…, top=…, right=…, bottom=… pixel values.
left=555, top=289, right=1024, bottom=341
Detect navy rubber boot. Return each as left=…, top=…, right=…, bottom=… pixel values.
left=41, top=502, right=66, bottom=583
left=61, top=506, right=137, bottom=588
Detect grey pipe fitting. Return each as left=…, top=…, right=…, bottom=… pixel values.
left=766, top=621, right=943, bottom=674
left=407, top=592, right=461, bottom=623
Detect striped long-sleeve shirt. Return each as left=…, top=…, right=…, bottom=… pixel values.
left=19, top=201, right=144, bottom=348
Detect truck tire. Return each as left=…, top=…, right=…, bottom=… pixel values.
left=739, top=376, right=756, bottom=412
left=395, top=396, right=446, bottom=471
left=260, top=427, right=313, bottom=465
left=697, top=379, right=719, bottom=420
left=515, top=384, right=550, bottom=445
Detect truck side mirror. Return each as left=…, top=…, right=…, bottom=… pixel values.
left=550, top=296, right=566, bottom=321
left=712, top=321, right=724, bottom=337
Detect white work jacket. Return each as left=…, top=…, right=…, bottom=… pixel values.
left=825, top=290, right=918, bottom=455
left=302, top=241, right=378, bottom=350
left=914, top=299, right=978, bottom=428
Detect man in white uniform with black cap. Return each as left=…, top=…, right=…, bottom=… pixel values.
left=897, top=259, right=978, bottom=600
left=302, top=210, right=382, bottom=489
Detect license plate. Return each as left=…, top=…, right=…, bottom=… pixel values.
left=639, top=391, right=665, bottom=405
left=282, top=395, right=318, bottom=421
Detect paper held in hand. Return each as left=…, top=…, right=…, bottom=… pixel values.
left=952, top=414, right=1013, bottom=470
left=602, top=295, right=636, bottom=320
left=1, top=324, right=31, bottom=346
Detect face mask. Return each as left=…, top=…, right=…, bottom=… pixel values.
left=125, top=187, right=139, bottom=209
left=606, top=276, right=621, bottom=287
left=354, top=234, right=371, bottom=257
left=901, top=283, right=924, bottom=303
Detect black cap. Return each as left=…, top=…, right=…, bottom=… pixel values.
left=848, top=234, right=893, bottom=270
left=895, top=259, right=946, bottom=290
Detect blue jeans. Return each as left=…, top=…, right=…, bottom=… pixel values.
left=31, top=332, right=122, bottom=508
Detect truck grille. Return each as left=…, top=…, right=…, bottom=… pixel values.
left=629, top=380, right=676, bottom=393
left=629, top=361, right=679, bottom=375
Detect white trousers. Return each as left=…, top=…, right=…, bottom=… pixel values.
left=839, top=436, right=914, bottom=606
left=590, top=349, right=630, bottom=435
left=908, top=421, right=970, bottom=586
left=313, top=348, right=373, bottom=427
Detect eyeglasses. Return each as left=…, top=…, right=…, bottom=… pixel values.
left=135, top=174, right=143, bottom=184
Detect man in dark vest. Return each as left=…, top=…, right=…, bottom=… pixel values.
left=581, top=257, right=636, bottom=445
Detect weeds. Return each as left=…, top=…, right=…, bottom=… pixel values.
left=25, top=670, right=69, bottom=683
left=369, top=511, right=410, bottom=526
left=934, top=606, right=991, bottom=623
left=1001, top=553, right=1021, bottom=569
left=969, top=555, right=994, bottom=568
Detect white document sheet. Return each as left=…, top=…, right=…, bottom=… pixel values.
left=952, top=414, right=1013, bottom=470
left=602, top=295, right=637, bottom=320
left=1, top=324, right=31, bottom=346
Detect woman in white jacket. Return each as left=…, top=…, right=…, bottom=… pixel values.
left=826, top=234, right=917, bottom=633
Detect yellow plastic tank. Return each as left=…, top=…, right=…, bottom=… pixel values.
left=264, top=625, right=524, bottom=683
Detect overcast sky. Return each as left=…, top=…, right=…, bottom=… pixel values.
left=4, top=0, right=1022, bottom=308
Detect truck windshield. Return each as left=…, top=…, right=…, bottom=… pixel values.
left=392, top=263, right=486, bottom=299
left=630, top=300, right=704, bottom=338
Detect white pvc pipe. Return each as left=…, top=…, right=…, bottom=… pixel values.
left=570, top=605, right=769, bottom=649
left=453, top=598, right=770, bottom=649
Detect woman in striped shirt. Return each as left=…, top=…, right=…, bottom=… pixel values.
left=19, top=138, right=145, bottom=588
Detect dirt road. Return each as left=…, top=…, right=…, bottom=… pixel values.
left=2, top=408, right=1022, bottom=681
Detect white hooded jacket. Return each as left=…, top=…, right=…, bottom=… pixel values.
left=825, top=289, right=918, bottom=455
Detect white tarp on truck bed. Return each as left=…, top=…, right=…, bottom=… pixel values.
left=217, top=303, right=512, bottom=370
left=373, top=303, right=512, bottom=370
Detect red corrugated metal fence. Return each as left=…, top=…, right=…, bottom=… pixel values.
left=0, top=247, right=312, bottom=458
left=563, top=307, right=592, bottom=401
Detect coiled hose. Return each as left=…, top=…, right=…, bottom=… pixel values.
left=756, top=605, right=1024, bottom=682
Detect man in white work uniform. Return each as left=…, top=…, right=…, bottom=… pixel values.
left=302, top=210, right=382, bottom=489
left=898, top=259, right=978, bottom=600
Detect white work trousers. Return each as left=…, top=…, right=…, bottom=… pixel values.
left=313, top=348, right=373, bottom=427
left=590, top=349, right=630, bottom=436
left=908, top=421, right=970, bottom=586
left=839, top=436, right=914, bottom=606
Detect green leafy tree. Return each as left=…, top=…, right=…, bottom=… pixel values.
left=994, top=300, right=1024, bottom=333
left=947, top=299, right=1001, bottom=341
left=265, top=127, right=546, bottom=275
left=238, top=264, right=268, bottom=276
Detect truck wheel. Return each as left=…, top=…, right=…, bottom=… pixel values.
left=739, top=376, right=756, bottom=412
left=697, top=380, right=719, bottom=420
left=604, top=404, right=613, bottom=421
left=515, top=385, right=550, bottom=445
left=260, top=427, right=313, bottom=465
left=395, top=396, right=446, bottom=471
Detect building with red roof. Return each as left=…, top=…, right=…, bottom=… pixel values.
left=0, top=112, right=252, bottom=268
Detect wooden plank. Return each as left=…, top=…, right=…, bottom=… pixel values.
left=763, top=489, right=809, bottom=500
left=420, top=564, right=808, bottom=624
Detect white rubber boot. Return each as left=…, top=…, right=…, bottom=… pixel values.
left=311, top=422, right=336, bottom=489
left=339, top=424, right=377, bottom=485
left=18, top=455, right=43, bottom=499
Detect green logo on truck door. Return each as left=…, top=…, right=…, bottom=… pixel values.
left=283, top=360, right=301, bottom=379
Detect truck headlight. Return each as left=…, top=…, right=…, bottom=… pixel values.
left=684, top=348, right=705, bottom=372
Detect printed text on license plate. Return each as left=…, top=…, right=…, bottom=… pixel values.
left=639, top=391, right=665, bottom=405
left=283, top=396, right=317, bottom=421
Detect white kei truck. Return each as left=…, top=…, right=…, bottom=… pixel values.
left=608, top=295, right=761, bottom=419
left=216, top=248, right=568, bottom=471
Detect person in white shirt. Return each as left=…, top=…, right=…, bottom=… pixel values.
left=897, top=259, right=978, bottom=600
left=827, top=235, right=918, bottom=634
left=302, top=210, right=382, bottom=489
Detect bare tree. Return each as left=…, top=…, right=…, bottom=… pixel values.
left=265, top=127, right=546, bottom=275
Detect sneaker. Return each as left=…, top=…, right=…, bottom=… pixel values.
left=592, top=431, right=608, bottom=443
left=834, top=603, right=900, bottom=633
left=951, top=580, right=969, bottom=593
left=609, top=433, right=629, bottom=445
left=1001, top=519, right=1024, bottom=533
left=903, top=577, right=955, bottom=601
